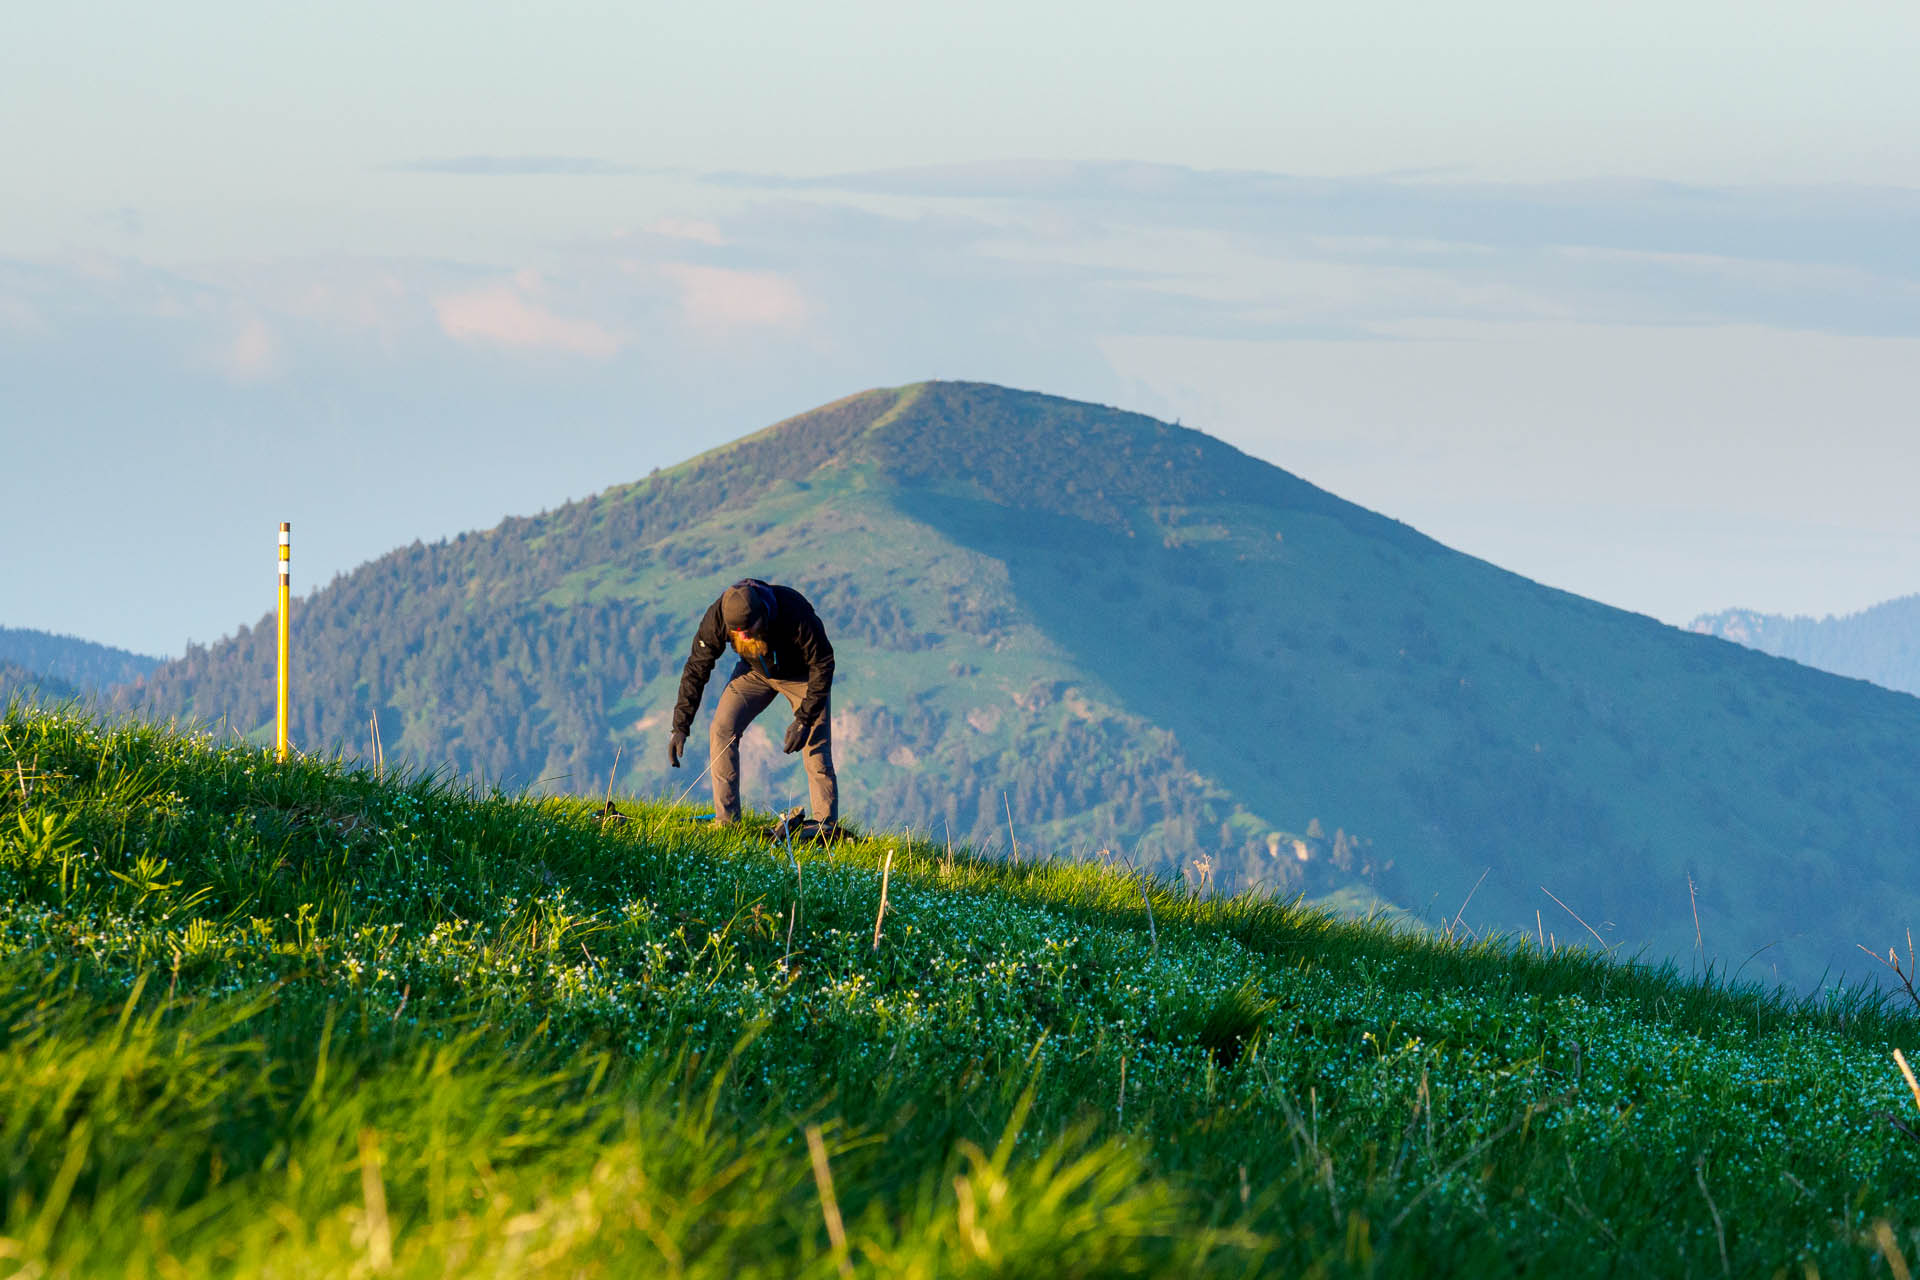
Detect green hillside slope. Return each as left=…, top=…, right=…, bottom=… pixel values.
left=1693, top=597, right=1920, bottom=697
left=117, top=381, right=1920, bottom=989
left=5, top=706, right=1920, bottom=1276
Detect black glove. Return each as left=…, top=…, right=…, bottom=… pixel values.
left=782, top=718, right=809, bottom=755
left=668, top=730, right=686, bottom=768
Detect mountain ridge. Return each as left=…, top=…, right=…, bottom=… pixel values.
left=115, top=380, right=1920, bottom=988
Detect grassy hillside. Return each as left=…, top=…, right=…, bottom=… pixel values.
left=1693, top=598, right=1920, bottom=697
left=115, top=381, right=1920, bottom=989
left=4, top=703, right=1920, bottom=1276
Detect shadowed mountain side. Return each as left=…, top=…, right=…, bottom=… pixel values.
left=906, top=483, right=1920, bottom=977
left=115, top=380, right=1920, bottom=989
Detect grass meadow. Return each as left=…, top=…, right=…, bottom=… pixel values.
left=3, top=701, right=1920, bottom=1276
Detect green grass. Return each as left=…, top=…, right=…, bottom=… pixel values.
left=4, top=701, right=1920, bottom=1277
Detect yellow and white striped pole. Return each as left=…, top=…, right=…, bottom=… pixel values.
left=276, top=522, right=291, bottom=762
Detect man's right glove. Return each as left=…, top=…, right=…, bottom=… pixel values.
left=668, top=730, right=686, bottom=769
left=782, top=718, right=809, bottom=755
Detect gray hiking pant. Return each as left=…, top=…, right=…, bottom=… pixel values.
left=710, top=667, right=837, bottom=825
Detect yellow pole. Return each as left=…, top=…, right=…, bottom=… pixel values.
left=277, top=522, right=291, bottom=762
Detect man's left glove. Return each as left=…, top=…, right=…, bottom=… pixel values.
left=668, top=730, right=686, bottom=768
left=782, top=718, right=809, bottom=755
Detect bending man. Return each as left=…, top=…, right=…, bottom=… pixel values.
left=669, top=577, right=838, bottom=828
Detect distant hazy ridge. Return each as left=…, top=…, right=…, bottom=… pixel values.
left=1691, top=597, right=1920, bottom=698
left=0, top=627, right=163, bottom=692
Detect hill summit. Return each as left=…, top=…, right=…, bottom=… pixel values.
left=119, top=381, right=1920, bottom=988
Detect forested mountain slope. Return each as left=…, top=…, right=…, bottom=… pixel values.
left=1692, top=597, right=1920, bottom=697
left=117, top=381, right=1920, bottom=988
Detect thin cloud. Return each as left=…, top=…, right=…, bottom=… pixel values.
left=643, top=217, right=727, bottom=246
left=660, top=264, right=806, bottom=335
left=396, top=155, right=648, bottom=176
left=215, top=316, right=280, bottom=381
left=435, top=280, right=621, bottom=357
left=0, top=295, right=46, bottom=335
left=692, top=163, right=1920, bottom=338
left=705, top=160, right=1920, bottom=278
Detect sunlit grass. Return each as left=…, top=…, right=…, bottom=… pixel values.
left=3, top=700, right=1919, bottom=1276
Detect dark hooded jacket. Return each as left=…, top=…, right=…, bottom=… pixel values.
left=672, top=580, right=835, bottom=735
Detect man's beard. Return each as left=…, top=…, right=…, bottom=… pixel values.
left=733, top=632, right=771, bottom=662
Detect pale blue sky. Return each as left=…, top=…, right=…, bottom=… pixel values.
left=5, top=2, right=1920, bottom=654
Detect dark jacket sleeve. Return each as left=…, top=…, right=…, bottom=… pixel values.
left=672, top=600, right=728, bottom=736
left=789, top=596, right=835, bottom=726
